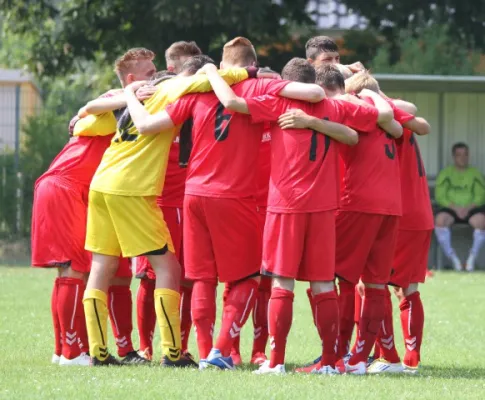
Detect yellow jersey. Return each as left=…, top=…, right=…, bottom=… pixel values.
left=73, top=112, right=117, bottom=137
left=90, top=68, right=249, bottom=196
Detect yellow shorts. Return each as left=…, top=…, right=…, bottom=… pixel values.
left=85, top=190, right=174, bottom=257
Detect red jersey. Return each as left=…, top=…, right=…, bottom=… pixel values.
left=339, top=96, right=403, bottom=216
left=157, top=134, right=186, bottom=208
left=246, top=96, right=379, bottom=213
left=394, top=117, right=434, bottom=230
left=36, top=135, right=113, bottom=189
left=255, top=128, right=271, bottom=208
left=166, top=78, right=289, bottom=199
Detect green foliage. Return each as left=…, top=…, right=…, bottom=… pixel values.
left=0, top=0, right=312, bottom=76
left=340, top=0, right=485, bottom=53
left=370, top=24, right=479, bottom=75
left=339, top=29, right=382, bottom=67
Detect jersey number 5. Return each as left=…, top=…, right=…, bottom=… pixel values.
left=215, top=103, right=231, bottom=141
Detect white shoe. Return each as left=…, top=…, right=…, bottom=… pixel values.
left=199, top=359, right=209, bottom=370
left=313, top=365, right=339, bottom=375
left=451, top=255, right=463, bottom=271
left=51, top=354, right=61, bottom=364
left=402, top=363, right=420, bottom=374
left=344, top=361, right=367, bottom=375
left=465, top=254, right=475, bottom=272
left=367, top=358, right=404, bottom=374
left=253, top=360, right=286, bottom=375
left=59, top=353, right=91, bottom=366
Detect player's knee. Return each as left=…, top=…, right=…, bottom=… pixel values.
left=393, top=286, right=405, bottom=302
left=110, top=276, right=132, bottom=286
left=310, top=280, right=334, bottom=295
left=435, top=212, right=453, bottom=227
left=60, top=267, right=86, bottom=281
left=403, top=283, right=419, bottom=297
left=363, top=282, right=385, bottom=290
left=272, top=277, right=295, bottom=292
left=469, top=213, right=485, bottom=230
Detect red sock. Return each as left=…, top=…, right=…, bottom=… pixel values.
left=348, top=287, right=386, bottom=365
left=400, top=291, right=424, bottom=367
left=180, top=285, right=193, bottom=353
left=51, top=278, right=62, bottom=356
left=373, top=341, right=381, bottom=359
left=268, top=287, right=294, bottom=367
left=350, top=288, right=363, bottom=354
left=136, top=279, right=156, bottom=356
left=314, top=291, right=339, bottom=368
left=57, top=277, right=85, bottom=359
left=377, top=287, right=400, bottom=363
left=222, top=283, right=241, bottom=355
left=191, top=280, right=217, bottom=359
left=337, top=280, right=355, bottom=358
left=108, top=285, right=135, bottom=357
left=215, top=278, right=259, bottom=357
left=251, top=279, right=271, bottom=356
left=306, top=288, right=317, bottom=327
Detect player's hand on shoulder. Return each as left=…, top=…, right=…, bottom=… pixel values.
left=346, top=61, right=365, bottom=73
left=125, top=80, right=149, bottom=94
left=278, top=108, right=311, bottom=130
left=196, top=63, right=218, bottom=75
left=135, top=85, right=157, bottom=101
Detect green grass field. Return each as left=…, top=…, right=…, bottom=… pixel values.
left=1, top=268, right=484, bottom=400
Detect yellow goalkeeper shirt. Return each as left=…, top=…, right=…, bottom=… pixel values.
left=90, top=68, right=249, bottom=196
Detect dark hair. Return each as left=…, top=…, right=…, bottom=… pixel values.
left=281, top=58, right=316, bottom=84
left=452, top=142, right=469, bottom=154
left=315, top=64, right=345, bottom=91
left=150, top=70, right=177, bottom=86
left=305, top=36, right=339, bottom=60
left=180, top=55, right=215, bottom=75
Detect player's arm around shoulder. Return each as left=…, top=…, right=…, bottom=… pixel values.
left=278, top=108, right=358, bottom=146
left=124, top=81, right=176, bottom=135
left=200, top=63, right=250, bottom=114
left=278, top=82, right=325, bottom=103
left=359, top=89, right=402, bottom=138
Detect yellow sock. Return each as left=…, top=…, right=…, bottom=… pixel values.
left=154, top=288, right=181, bottom=361
left=83, top=289, right=109, bottom=361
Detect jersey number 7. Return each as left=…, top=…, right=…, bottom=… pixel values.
left=215, top=103, right=231, bottom=141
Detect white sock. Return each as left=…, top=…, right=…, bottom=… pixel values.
left=434, top=227, right=458, bottom=260
left=469, top=229, right=485, bottom=257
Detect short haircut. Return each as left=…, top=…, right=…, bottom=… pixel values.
left=452, top=142, right=469, bottom=154
left=180, top=55, right=215, bottom=75
left=222, top=37, right=257, bottom=67
left=315, top=64, right=345, bottom=91
left=114, top=48, right=155, bottom=81
left=344, top=70, right=380, bottom=94
left=150, top=70, right=177, bottom=86
left=165, top=41, right=202, bottom=66
left=281, top=58, right=316, bottom=83
left=305, top=36, right=339, bottom=60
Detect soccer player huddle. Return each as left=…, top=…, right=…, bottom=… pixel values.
left=31, top=35, right=433, bottom=375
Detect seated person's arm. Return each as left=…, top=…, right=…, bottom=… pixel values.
left=277, top=109, right=358, bottom=145
left=435, top=169, right=452, bottom=207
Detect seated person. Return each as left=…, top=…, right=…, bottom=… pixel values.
left=434, top=142, right=485, bottom=271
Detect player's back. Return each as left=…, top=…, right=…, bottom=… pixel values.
left=396, top=128, right=433, bottom=229
left=181, top=78, right=288, bottom=198
left=36, top=135, right=113, bottom=189
left=339, top=96, right=402, bottom=216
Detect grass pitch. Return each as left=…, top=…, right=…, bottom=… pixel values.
left=0, top=267, right=484, bottom=400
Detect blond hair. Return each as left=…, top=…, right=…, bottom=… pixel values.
left=114, top=48, right=155, bottom=83
left=222, top=37, right=257, bottom=67
left=336, top=64, right=353, bottom=80
left=345, top=70, right=380, bottom=94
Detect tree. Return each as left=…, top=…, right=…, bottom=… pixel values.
left=370, top=24, right=479, bottom=75
left=0, top=0, right=312, bottom=76
left=340, top=0, right=485, bottom=59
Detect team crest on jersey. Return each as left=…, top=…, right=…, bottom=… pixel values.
left=262, top=132, right=271, bottom=143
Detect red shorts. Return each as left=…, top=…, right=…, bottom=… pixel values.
left=389, top=229, right=432, bottom=288
left=262, top=211, right=335, bottom=281
left=184, top=195, right=262, bottom=283
left=335, top=211, right=399, bottom=285
left=31, top=177, right=132, bottom=278
left=31, top=177, right=91, bottom=273
left=135, top=206, right=183, bottom=280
